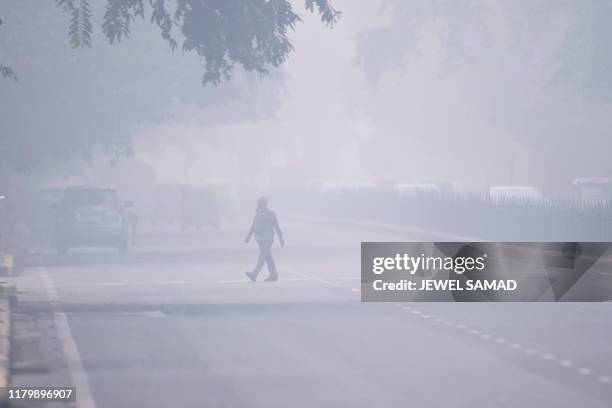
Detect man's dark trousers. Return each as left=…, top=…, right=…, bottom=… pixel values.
left=252, top=239, right=277, bottom=279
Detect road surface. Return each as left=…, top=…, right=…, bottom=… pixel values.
left=9, top=220, right=612, bottom=408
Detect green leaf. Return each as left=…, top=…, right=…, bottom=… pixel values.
left=56, top=0, right=93, bottom=48
left=0, top=65, right=17, bottom=81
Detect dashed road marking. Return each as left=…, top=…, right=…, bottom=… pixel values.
left=397, top=305, right=610, bottom=386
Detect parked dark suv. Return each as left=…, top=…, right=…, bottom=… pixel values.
left=55, top=186, right=132, bottom=254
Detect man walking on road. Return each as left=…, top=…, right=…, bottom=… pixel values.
left=245, top=197, right=285, bottom=282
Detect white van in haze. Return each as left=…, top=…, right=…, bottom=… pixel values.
left=489, top=185, right=543, bottom=201
left=392, top=183, right=441, bottom=198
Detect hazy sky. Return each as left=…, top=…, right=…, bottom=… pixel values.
left=5, top=0, right=612, bottom=197
left=130, top=0, right=381, bottom=188
left=126, top=0, right=612, bottom=196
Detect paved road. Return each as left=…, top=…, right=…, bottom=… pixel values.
left=9, top=221, right=612, bottom=408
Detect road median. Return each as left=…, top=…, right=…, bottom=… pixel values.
left=289, top=215, right=480, bottom=242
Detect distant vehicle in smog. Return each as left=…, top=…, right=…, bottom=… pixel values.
left=392, top=183, right=441, bottom=198
left=489, top=185, right=543, bottom=201
left=54, top=186, right=133, bottom=254
left=180, top=180, right=232, bottom=231
left=572, top=177, right=612, bottom=201
left=320, top=181, right=377, bottom=194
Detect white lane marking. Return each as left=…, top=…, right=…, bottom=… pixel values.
left=400, top=306, right=611, bottom=385
left=131, top=310, right=166, bottom=318
left=594, top=271, right=612, bottom=278
left=351, top=288, right=360, bottom=292
left=400, top=307, right=612, bottom=386
left=60, top=278, right=313, bottom=288
left=40, top=269, right=97, bottom=408
left=218, top=278, right=310, bottom=284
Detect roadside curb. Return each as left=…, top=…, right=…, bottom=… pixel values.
left=290, top=215, right=481, bottom=242
left=0, top=255, right=14, bottom=408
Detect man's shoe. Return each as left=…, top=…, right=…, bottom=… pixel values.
left=246, top=271, right=256, bottom=282
left=264, top=276, right=278, bottom=282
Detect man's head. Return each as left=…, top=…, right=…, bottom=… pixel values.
left=257, top=196, right=268, bottom=209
